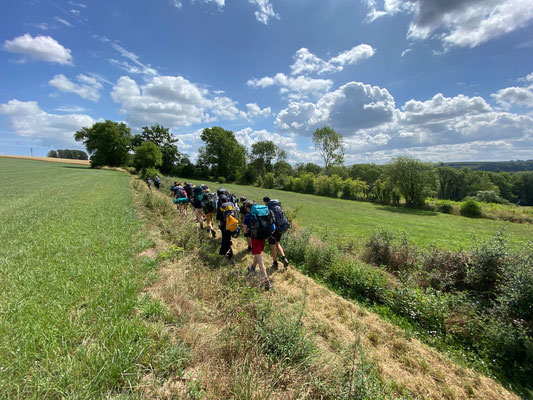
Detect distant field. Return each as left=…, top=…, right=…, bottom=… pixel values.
left=0, top=158, right=158, bottom=397
left=0, top=155, right=90, bottom=165
left=168, top=177, right=532, bottom=250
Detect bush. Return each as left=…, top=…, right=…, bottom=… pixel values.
left=218, top=176, right=226, bottom=184
left=466, top=232, right=511, bottom=297
left=363, top=229, right=416, bottom=274
left=435, top=200, right=454, bottom=214
left=281, top=230, right=339, bottom=275
left=475, top=190, right=509, bottom=204
left=140, top=167, right=161, bottom=181
left=421, top=248, right=469, bottom=292
left=460, top=199, right=482, bottom=218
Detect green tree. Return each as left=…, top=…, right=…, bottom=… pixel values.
left=312, top=126, right=344, bottom=172
left=198, top=126, right=246, bottom=181
left=250, top=140, right=285, bottom=174
left=46, top=150, right=58, bottom=158
left=133, top=141, right=162, bottom=171
left=385, top=157, right=437, bottom=207
left=132, top=124, right=180, bottom=175
left=74, top=120, right=132, bottom=168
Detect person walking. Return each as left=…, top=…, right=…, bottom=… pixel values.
left=263, top=196, right=290, bottom=270
left=154, top=175, right=161, bottom=191
left=174, top=183, right=189, bottom=215
left=202, top=188, right=217, bottom=238
left=239, top=196, right=252, bottom=252
left=146, top=176, right=152, bottom=190
left=243, top=200, right=274, bottom=290
left=216, top=195, right=239, bottom=264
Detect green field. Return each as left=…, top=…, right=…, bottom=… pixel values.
left=168, top=177, right=532, bottom=250
left=0, top=158, right=160, bottom=397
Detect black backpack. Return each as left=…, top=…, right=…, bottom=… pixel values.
left=250, top=204, right=275, bottom=240
left=202, top=193, right=216, bottom=213
left=176, top=187, right=187, bottom=198
left=267, top=200, right=290, bottom=234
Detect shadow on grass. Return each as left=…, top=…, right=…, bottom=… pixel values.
left=61, top=165, right=92, bottom=170
left=376, top=205, right=439, bottom=216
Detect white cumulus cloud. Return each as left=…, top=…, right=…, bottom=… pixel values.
left=249, top=0, right=280, bottom=24
left=247, top=73, right=333, bottom=100
left=49, top=74, right=103, bottom=101
left=3, top=33, right=73, bottom=65
left=290, top=44, right=375, bottom=75
left=111, top=75, right=247, bottom=129
left=0, top=99, right=95, bottom=145
left=246, top=103, right=271, bottom=119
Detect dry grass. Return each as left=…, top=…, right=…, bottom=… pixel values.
left=130, top=177, right=519, bottom=400
left=0, top=155, right=90, bottom=165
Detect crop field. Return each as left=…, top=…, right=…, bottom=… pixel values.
left=0, top=158, right=160, bottom=397
left=167, top=177, right=532, bottom=250
left=0, top=155, right=90, bottom=165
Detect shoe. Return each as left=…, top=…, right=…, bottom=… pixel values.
left=200, top=222, right=204, bottom=229
left=247, top=265, right=256, bottom=275
left=211, top=229, right=216, bottom=238
left=261, top=279, right=271, bottom=291
left=229, top=257, right=236, bottom=265
left=271, top=261, right=279, bottom=270
left=247, top=246, right=252, bottom=252
left=281, top=256, right=289, bottom=268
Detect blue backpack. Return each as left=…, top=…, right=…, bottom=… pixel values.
left=250, top=204, right=275, bottom=240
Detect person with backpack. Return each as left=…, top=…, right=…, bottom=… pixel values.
left=170, top=181, right=179, bottom=196
left=173, top=183, right=189, bottom=215
left=192, top=185, right=205, bottom=226
left=243, top=200, right=274, bottom=290
left=239, top=196, right=252, bottom=252
left=154, top=176, right=161, bottom=191
left=184, top=182, right=193, bottom=210
left=264, top=196, right=290, bottom=270
left=202, top=188, right=217, bottom=238
left=146, top=177, right=152, bottom=190
left=216, top=195, right=239, bottom=264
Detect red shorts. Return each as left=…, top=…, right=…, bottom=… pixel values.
left=251, top=238, right=265, bottom=255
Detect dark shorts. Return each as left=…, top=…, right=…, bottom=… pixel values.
left=268, top=231, right=283, bottom=245
left=251, top=238, right=265, bottom=255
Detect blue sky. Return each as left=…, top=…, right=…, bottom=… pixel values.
left=1, top=0, right=533, bottom=164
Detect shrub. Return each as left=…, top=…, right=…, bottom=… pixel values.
left=466, top=232, right=511, bottom=297
left=363, top=229, right=416, bottom=274
left=475, top=190, right=509, bottom=204
left=435, top=200, right=454, bottom=214
left=140, top=167, right=161, bottom=180
left=281, top=230, right=339, bottom=275
left=218, top=176, right=226, bottom=184
left=263, top=172, right=275, bottom=189
left=460, top=199, right=482, bottom=218
left=421, top=248, right=469, bottom=292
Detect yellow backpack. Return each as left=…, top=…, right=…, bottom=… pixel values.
left=221, top=204, right=240, bottom=233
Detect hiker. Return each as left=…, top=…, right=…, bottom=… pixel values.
left=264, top=196, right=290, bottom=270
left=154, top=176, right=161, bottom=191
left=216, top=194, right=240, bottom=264
left=239, top=196, right=252, bottom=252
left=243, top=200, right=274, bottom=290
left=173, top=183, right=189, bottom=215
left=146, top=177, right=152, bottom=190
left=170, top=181, right=179, bottom=196
left=184, top=182, right=193, bottom=210
left=202, top=188, right=217, bottom=238
left=192, top=184, right=206, bottom=227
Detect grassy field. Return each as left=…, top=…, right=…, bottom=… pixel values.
left=166, top=177, right=532, bottom=251
left=0, top=155, right=90, bottom=165
left=0, top=158, right=162, bottom=397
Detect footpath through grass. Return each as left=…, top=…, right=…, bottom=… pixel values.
left=165, top=177, right=532, bottom=251
left=0, top=159, right=161, bottom=397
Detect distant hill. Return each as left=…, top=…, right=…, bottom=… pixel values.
left=436, top=160, right=533, bottom=172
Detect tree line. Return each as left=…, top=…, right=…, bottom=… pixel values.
left=73, top=120, right=533, bottom=207
left=46, top=149, right=88, bottom=160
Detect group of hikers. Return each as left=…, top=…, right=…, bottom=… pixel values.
left=168, top=181, right=291, bottom=290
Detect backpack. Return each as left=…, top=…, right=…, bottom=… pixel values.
left=228, top=193, right=238, bottom=205
left=202, top=193, right=216, bottom=213
left=220, top=202, right=240, bottom=233
left=176, top=187, right=187, bottom=199
left=217, top=187, right=228, bottom=197
left=192, top=187, right=204, bottom=207
left=267, top=200, right=290, bottom=234
left=250, top=204, right=275, bottom=240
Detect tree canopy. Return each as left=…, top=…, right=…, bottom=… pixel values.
left=133, top=141, right=162, bottom=171
left=385, top=157, right=437, bottom=207
left=312, top=126, right=344, bottom=172
left=198, top=126, right=246, bottom=181
left=74, top=120, right=131, bottom=168
left=132, top=123, right=180, bottom=174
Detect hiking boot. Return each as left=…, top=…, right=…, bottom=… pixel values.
left=271, top=261, right=279, bottom=270
left=261, top=279, right=271, bottom=291
left=281, top=256, right=289, bottom=268
left=247, top=265, right=256, bottom=275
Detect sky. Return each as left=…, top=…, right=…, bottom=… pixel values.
left=1, top=0, right=533, bottom=165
